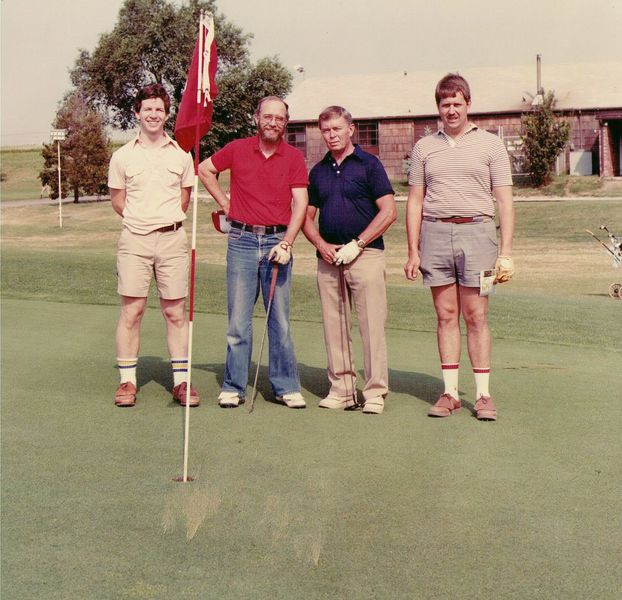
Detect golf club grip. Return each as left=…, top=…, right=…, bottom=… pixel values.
left=268, top=263, right=279, bottom=301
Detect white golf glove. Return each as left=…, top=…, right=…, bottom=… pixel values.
left=494, top=256, right=515, bottom=283
left=268, top=241, right=292, bottom=265
left=334, top=240, right=363, bottom=266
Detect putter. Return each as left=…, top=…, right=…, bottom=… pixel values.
left=338, top=265, right=359, bottom=409
left=249, top=263, right=279, bottom=413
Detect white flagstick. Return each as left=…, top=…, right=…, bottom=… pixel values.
left=181, top=175, right=199, bottom=482
left=181, top=11, right=207, bottom=483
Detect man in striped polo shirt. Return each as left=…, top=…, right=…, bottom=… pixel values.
left=404, top=73, right=515, bottom=421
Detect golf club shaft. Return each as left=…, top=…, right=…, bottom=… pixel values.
left=249, top=263, right=279, bottom=413
left=338, top=265, right=358, bottom=408
left=586, top=229, right=618, bottom=258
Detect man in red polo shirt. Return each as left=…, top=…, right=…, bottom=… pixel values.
left=199, top=96, right=309, bottom=408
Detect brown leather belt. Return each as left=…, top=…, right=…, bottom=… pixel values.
left=229, top=220, right=287, bottom=235
left=424, top=216, right=490, bottom=224
left=154, top=222, right=183, bottom=233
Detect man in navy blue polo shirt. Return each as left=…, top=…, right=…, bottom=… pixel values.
left=303, top=106, right=397, bottom=414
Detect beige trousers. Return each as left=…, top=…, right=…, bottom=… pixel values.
left=317, top=249, right=389, bottom=402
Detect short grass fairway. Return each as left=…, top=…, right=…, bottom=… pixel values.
left=0, top=147, right=45, bottom=201
left=2, top=299, right=621, bottom=600
left=1, top=198, right=622, bottom=599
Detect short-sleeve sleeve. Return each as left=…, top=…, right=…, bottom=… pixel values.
left=108, top=151, right=126, bottom=189
left=490, top=139, right=513, bottom=187
left=289, top=150, right=308, bottom=188
left=308, top=165, right=320, bottom=207
left=368, top=157, right=394, bottom=199
left=180, top=151, right=194, bottom=188
left=210, top=141, right=235, bottom=173
left=408, top=143, right=425, bottom=186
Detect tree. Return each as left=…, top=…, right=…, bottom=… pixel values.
left=521, top=91, right=571, bottom=186
left=70, top=0, right=293, bottom=155
left=40, top=93, right=111, bottom=202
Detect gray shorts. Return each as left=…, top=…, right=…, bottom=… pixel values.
left=419, top=218, right=498, bottom=287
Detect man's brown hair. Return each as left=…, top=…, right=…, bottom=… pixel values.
left=134, top=83, right=171, bottom=115
left=435, top=73, right=471, bottom=105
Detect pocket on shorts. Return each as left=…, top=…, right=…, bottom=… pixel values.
left=117, top=227, right=131, bottom=252
left=484, top=222, right=498, bottom=250
left=419, top=221, right=429, bottom=254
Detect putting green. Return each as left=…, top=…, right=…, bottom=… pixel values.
left=1, top=299, right=620, bottom=599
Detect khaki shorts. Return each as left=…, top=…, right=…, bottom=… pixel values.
left=117, top=227, right=188, bottom=299
left=419, top=218, right=497, bottom=287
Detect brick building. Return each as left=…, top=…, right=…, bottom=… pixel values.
left=285, top=61, right=622, bottom=180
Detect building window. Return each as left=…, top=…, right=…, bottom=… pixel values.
left=354, top=120, right=379, bottom=154
left=287, top=124, right=306, bottom=154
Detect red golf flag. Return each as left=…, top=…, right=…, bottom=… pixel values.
left=174, top=13, right=218, bottom=153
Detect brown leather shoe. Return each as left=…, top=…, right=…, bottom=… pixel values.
left=474, top=395, right=497, bottom=421
left=428, top=393, right=461, bottom=417
left=115, top=382, right=137, bottom=407
left=173, top=382, right=200, bottom=407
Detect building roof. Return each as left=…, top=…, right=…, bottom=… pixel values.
left=286, top=61, right=622, bottom=122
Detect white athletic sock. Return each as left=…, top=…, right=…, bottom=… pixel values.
left=473, top=367, right=490, bottom=398
left=117, top=357, right=137, bottom=386
left=441, top=363, right=459, bottom=398
left=171, top=358, right=189, bottom=387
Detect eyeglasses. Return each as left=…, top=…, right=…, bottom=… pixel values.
left=260, top=114, right=286, bottom=125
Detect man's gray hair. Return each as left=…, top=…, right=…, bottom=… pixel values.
left=318, top=106, right=353, bottom=126
left=255, top=96, right=290, bottom=120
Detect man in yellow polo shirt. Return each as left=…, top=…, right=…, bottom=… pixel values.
left=108, top=83, right=199, bottom=408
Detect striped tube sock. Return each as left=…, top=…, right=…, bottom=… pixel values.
left=441, top=363, right=459, bottom=398
left=171, top=358, right=189, bottom=387
left=117, top=357, right=137, bottom=386
left=473, top=367, right=491, bottom=399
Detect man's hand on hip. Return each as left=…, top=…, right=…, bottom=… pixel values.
left=334, top=240, right=362, bottom=266
left=494, top=256, right=515, bottom=283
left=268, top=241, right=292, bottom=265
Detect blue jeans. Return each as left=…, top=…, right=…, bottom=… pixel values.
left=222, top=227, right=301, bottom=397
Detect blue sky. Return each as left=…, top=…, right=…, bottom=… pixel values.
left=1, top=0, right=621, bottom=146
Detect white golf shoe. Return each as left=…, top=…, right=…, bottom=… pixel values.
left=276, top=392, right=306, bottom=409
left=218, top=391, right=244, bottom=408
left=318, top=396, right=356, bottom=410
left=362, top=396, right=384, bottom=414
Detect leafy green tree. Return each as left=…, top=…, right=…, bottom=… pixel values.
left=521, top=91, right=571, bottom=186
left=70, top=0, right=292, bottom=155
left=40, top=93, right=111, bottom=202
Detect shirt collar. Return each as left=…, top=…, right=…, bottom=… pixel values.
left=133, top=132, right=180, bottom=150
left=253, top=134, right=285, bottom=156
left=436, top=123, right=478, bottom=145
left=321, top=143, right=364, bottom=164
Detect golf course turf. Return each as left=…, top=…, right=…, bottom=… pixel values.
left=1, top=198, right=621, bottom=598
left=1, top=297, right=620, bottom=599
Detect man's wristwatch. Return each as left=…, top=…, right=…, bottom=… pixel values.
left=355, top=237, right=366, bottom=249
